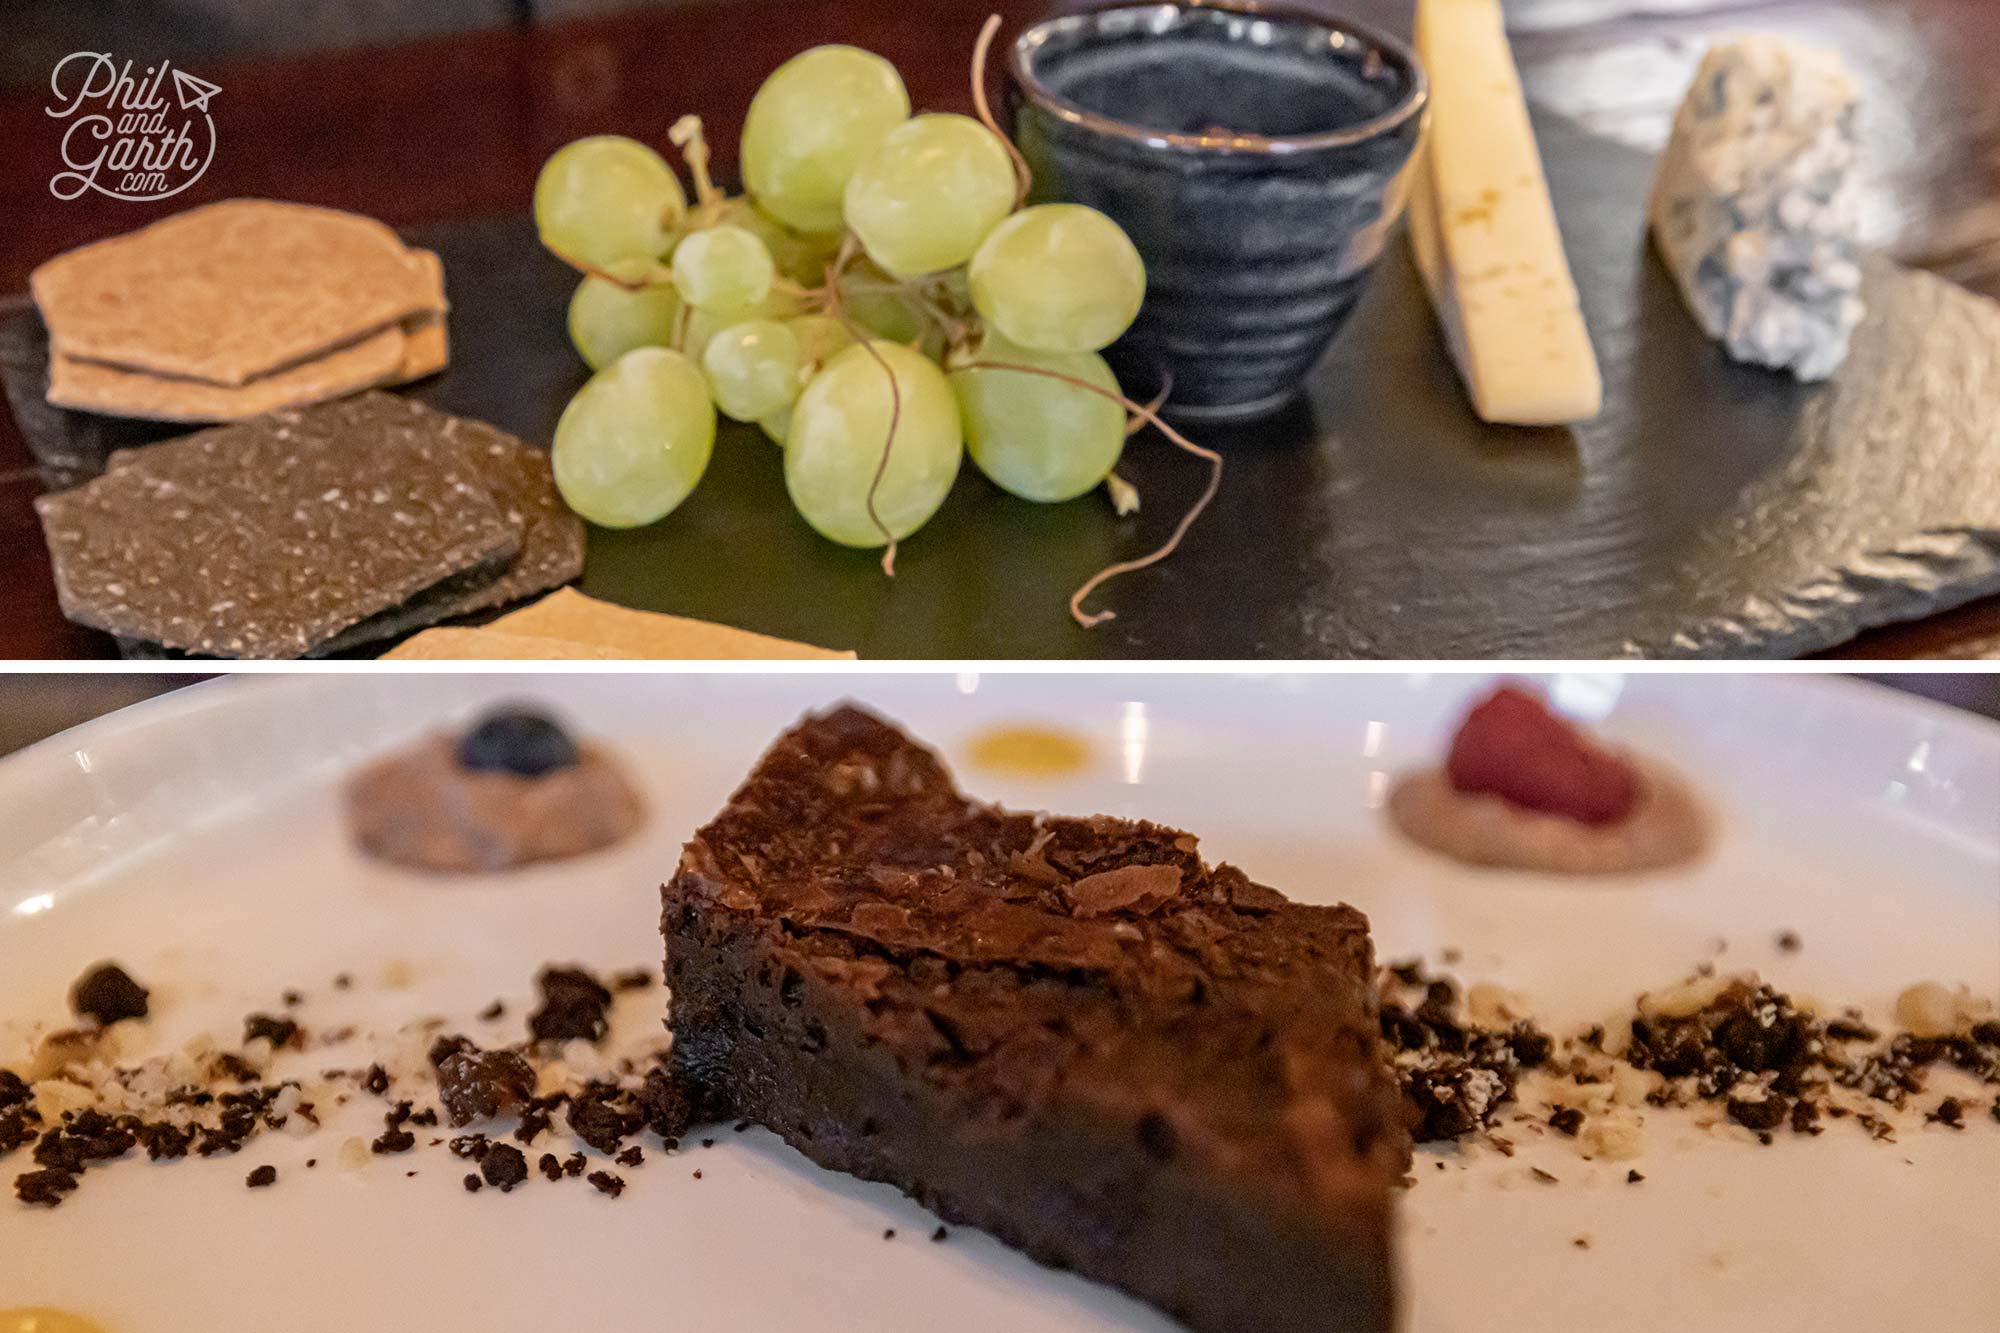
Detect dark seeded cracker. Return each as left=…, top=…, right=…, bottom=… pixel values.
left=36, top=392, right=519, bottom=658
left=104, top=394, right=584, bottom=656
left=310, top=398, right=583, bottom=653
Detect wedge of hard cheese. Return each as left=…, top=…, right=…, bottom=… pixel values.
left=1407, top=0, right=1602, bottom=425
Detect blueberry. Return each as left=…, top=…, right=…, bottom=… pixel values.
left=456, top=705, right=579, bottom=777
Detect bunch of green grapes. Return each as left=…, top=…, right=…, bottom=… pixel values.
left=532, top=40, right=1148, bottom=548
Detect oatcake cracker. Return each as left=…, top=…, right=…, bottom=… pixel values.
left=393, top=311, right=450, bottom=383
left=31, top=200, right=438, bottom=385
left=391, top=249, right=451, bottom=383
left=45, top=324, right=407, bottom=421
left=40, top=244, right=448, bottom=421
left=37, top=393, right=520, bottom=657
left=487, top=587, right=855, bottom=659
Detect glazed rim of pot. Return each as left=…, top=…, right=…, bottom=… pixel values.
left=1009, top=0, right=1429, bottom=155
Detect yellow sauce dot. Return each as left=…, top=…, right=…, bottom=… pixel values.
left=963, top=725, right=1093, bottom=778
left=0, top=1312, right=108, bottom=1333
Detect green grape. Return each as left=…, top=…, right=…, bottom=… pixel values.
left=567, top=275, right=682, bottom=371
left=950, top=334, right=1126, bottom=502
left=742, top=45, right=909, bottom=233
left=733, top=201, right=845, bottom=286
left=702, top=319, right=803, bottom=422
left=671, top=224, right=776, bottom=316
left=552, top=347, right=716, bottom=528
left=784, top=341, right=963, bottom=546
left=758, top=405, right=792, bottom=447
left=843, top=114, right=1016, bottom=278
left=785, top=314, right=856, bottom=372
left=534, top=136, right=686, bottom=271
left=681, top=287, right=806, bottom=363
left=968, top=204, right=1146, bottom=353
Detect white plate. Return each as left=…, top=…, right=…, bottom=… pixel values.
left=2, top=673, right=1996, bottom=1332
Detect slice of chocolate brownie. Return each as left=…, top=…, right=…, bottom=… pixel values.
left=664, top=706, right=1406, bottom=1333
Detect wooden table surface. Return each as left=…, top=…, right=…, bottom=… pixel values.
left=4, top=0, right=1998, bottom=660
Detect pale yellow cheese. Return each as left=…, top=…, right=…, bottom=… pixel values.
left=378, top=589, right=856, bottom=660
left=1409, top=0, right=1602, bottom=425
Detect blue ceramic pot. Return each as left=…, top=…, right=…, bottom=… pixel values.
left=1009, top=2, right=1427, bottom=421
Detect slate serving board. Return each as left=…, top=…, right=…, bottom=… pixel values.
left=6, top=110, right=2000, bottom=659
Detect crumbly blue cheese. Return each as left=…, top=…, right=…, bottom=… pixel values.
left=1649, top=38, right=1864, bottom=381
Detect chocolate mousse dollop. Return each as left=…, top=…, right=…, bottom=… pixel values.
left=1388, top=685, right=1708, bottom=875
left=343, top=704, right=645, bottom=873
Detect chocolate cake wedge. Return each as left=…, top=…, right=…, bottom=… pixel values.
left=664, top=707, right=1407, bottom=1333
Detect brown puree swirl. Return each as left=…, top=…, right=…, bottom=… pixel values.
left=1387, top=759, right=1709, bottom=875
left=342, top=735, right=644, bottom=873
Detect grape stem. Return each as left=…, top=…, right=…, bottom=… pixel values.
left=669, top=115, right=725, bottom=212
left=959, top=360, right=1223, bottom=628
left=822, top=235, right=905, bottom=573
left=972, top=14, right=1032, bottom=209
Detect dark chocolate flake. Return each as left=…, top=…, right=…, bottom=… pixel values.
left=245, top=1164, right=277, bottom=1188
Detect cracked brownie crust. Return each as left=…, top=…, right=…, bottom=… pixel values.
left=663, top=706, right=1405, bottom=1332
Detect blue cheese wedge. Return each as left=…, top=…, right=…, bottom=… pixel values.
left=1650, top=38, right=1864, bottom=381
left=1408, top=0, right=1603, bottom=426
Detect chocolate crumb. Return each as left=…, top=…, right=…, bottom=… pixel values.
left=528, top=966, right=613, bottom=1043
left=734, top=1121, right=750, bottom=1133
left=588, top=1170, right=626, bottom=1197
left=1726, top=1093, right=1788, bottom=1133
left=372, top=1128, right=416, bottom=1154
left=1572, top=1236, right=1590, bottom=1250
left=538, top=1153, right=563, bottom=1183
left=616, top=1145, right=644, bottom=1167
left=1530, top=1167, right=1559, bottom=1184
left=478, top=1000, right=506, bottom=1022
left=883, top=1228, right=896, bottom=1240
left=435, top=1044, right=535, bottom=1126
left=246, top=1164, right=277, bottom=1188
left=613, top=967, right=656, bottom=991
left=691, top=1169, right=702, bottom=1179
left=16, top=1166, right=80, bottom=1206
left=362, top=1064, right=391, bottom=1096
left=306, top=1158, right=316, bottom=1168
left=481, top=1143, right=529, bottom=1191
left=1626, top=1170, right=1645, bottom=1184
left=282, top=989, right=304, bottom=1007
left=333, top=973, right=352, bottom=991
left=701, top=1139, right=715, bottom=1149
left=1928, top=1097, right=1965, bottom=1129
left=568, top=1084, right=638, bottom=1155
left=562, top=1152, right=586, bottom=1178
left=463, top=1173, right=482, bottom=1193
left=1775, top=931, right=1801, bottom=953
left=71, top=962, right=150, bottom=1025
left=931, top=1226, right=949, bottom=1242
left=1548, top=1106, right=1585, bottom=1137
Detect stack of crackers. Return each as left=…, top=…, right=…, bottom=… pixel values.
left=35, top=393, right=584, bottom=658
left=31, top=200, right=448, bottom=422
